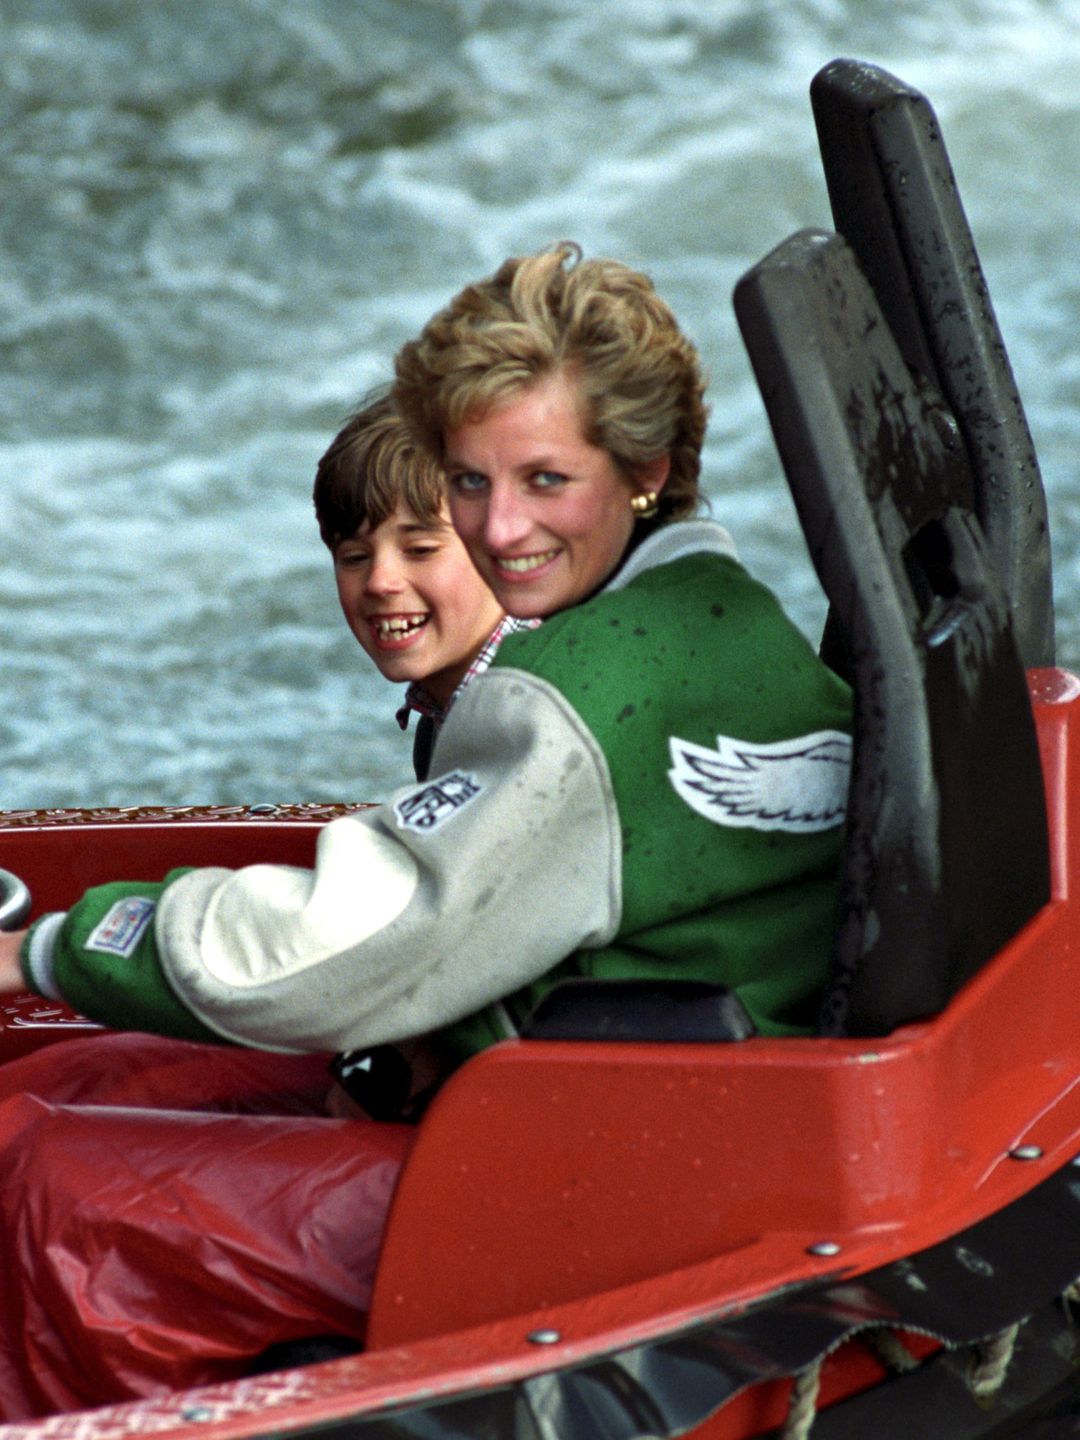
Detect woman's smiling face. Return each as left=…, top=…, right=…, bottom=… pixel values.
left=444, top=369, right=668, bottom=618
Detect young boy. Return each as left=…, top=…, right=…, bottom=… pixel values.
left=0, top=393, right=530, bottom=1419
left=314, top=393, right=537, bottom=1116
left=314, top=391, right=529, bottom=780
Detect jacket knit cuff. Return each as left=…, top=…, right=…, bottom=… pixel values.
left=21, top=912, right=67, bottom=1000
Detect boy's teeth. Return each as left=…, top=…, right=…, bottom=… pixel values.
left=375, top=616, right=426, bottom=636
left=500, top=550, right=558, bottom=573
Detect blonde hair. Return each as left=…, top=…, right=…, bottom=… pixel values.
left=313, top=390, right=447, bottom=550
left=393, top=243, right=707, bottom=518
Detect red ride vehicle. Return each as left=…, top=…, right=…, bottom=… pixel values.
left=2, top=59, right=1078, bottom=1440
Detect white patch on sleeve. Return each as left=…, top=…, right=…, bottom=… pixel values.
left=84, top=896, right=157, bottom=956
left=393, top=770, right=482, bottom=833
left=668, top=729, right=851, bottom=833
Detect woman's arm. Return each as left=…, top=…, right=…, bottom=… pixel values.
left=24, top=670, right=623, bottom=1053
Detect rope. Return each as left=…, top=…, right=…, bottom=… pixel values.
left=779, top=1360, right=822, bottom=1440
left=864, top=1326, right=921, bottom=1375
left=779, top=1312, right=1030, bottom=1433
left=967, top=1322, right=1021, bottom=1403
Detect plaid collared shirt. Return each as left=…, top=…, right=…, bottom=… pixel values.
left=395, top=615, right=541, bottom=734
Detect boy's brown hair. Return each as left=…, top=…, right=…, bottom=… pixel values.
left=313, top=391, right=447, bottom=551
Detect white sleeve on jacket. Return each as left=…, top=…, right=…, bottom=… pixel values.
left=155, top=668, right=623, bottom=1052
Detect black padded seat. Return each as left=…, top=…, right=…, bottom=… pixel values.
left=809, top=57, right=1054, bottom=671
left=734, top=228, right=1050, bottom=1037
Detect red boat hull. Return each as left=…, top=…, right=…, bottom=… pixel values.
left=0, top=671, right=1078, bottom=1438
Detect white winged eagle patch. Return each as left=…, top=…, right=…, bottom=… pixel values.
left=668, top=729, right=851, bottom=834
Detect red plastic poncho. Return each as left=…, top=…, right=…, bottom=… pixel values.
left=0, top=1033, right=412, bottom=1421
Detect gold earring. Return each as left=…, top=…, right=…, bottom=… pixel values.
left=630, top=490, right=659, bottom=520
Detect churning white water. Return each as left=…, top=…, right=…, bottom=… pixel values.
left=3, top=0, right=1079, bottom=805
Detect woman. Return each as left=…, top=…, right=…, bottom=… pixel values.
left=0, top=245, right=851, bottom=1414
left=391, top=242, right=853, bottom=1061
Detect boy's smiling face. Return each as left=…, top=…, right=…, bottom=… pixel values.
left=334, top=501, right=505, bottom=704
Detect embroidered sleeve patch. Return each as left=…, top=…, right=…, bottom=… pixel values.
left=84, top=896, right=157, bottom=957
left=394, top=770, right=482, bottom=833
left=668, top=729, right=851, bottom=833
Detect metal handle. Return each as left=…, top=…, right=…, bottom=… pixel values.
left=0, top=867, right=31, bottom=932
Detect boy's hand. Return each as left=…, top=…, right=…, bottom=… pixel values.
left=0, top=929, right=28, bottom=993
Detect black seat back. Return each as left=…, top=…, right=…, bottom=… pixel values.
left=734, top=230, right=1050, bottom=1036
left=810, top=57, right=1054, bottom=671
